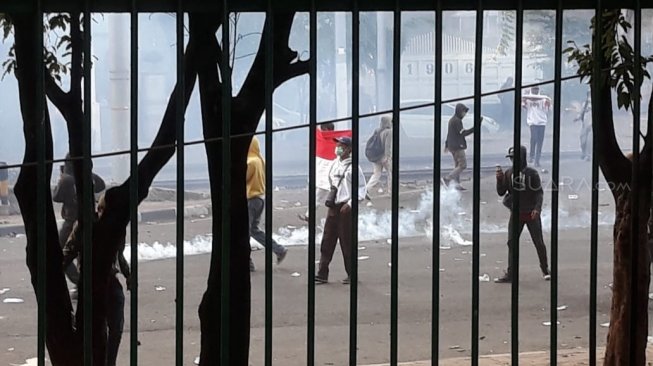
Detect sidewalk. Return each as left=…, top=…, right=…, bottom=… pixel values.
left=364, top=347, right=653, bottom=366
left=0, top=198, right=212, bottom=236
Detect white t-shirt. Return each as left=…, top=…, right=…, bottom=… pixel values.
left=523, top=95, right=551, bottom=126
left=328, top=157, right=367, bottom=207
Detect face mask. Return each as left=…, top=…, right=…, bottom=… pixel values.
left=335, top=146, right=345, bottom=157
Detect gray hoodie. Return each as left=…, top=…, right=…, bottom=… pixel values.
left=378, top=115, right=393, bottom=161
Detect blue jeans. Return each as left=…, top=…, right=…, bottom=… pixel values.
left=106, top=276, right=125, bottom=366
left=248, top=197, right=286, bottom=256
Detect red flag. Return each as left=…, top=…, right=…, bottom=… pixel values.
left=315, top=129, right=351, bottom=190
left=316, top=129, right=352, bottom=160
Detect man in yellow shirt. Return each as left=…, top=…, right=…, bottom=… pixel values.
left=247, top=137, right=288, bottom=272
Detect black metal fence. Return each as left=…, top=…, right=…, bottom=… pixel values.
left=0, top=0, right=649, bottom=365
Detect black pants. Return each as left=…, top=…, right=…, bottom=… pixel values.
left=317, top=204, right=352, bottom=280
left=106, top=276, right=125, bottom=366
left=248, top=197, right=286, bottom=256
left=505, top=213, right=549, bottom=276
left=58, top=219, right=80, bottom=284
left=529, top=125, right=546, bottom=165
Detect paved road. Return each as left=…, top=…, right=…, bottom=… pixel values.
left=0, top=171, right=626, bottom=366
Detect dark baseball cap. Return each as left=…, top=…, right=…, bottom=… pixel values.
left=334, top=136, right=352, bottom=147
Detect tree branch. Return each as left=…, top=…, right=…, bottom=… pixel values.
left=45, top=69, right=70, bottom=111
left=595, top=36, right=631, bottom=186
left=236, top=12, right=307, bottom=134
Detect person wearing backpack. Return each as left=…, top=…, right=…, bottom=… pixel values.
left=443, top=103, right=475, bottom=191
left=365, top=115, right=393, bottom=196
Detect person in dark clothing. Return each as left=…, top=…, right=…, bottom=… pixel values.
left=494, top=145, right=551, bottom=283
left=62, top=192, right=130, bottom=366
left=443, top=103, right=476, bottom=191
left=52, top=154, right=106, bottom=285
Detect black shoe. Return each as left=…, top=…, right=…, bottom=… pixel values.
left=315, top=276, right=328, bottom=284
left=341, top=277, right=351, bottom=285
left=494, top=273, right=512, bottom=283
left=277, top=249, right=288, bottom=265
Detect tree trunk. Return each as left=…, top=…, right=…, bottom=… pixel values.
left=604, top=182, right=651, bottom=366
left=11, top=12, right=82, bottom=365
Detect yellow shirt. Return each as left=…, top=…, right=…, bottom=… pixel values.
left=247, top=137, right=266, bottom=199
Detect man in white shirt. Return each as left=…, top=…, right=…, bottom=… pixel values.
left=316, top=136, right=367, bottom=285
left=522, top=86, right=551, bottom=167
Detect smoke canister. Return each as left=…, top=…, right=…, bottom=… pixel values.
left=0, top=161, right=8, bottom=207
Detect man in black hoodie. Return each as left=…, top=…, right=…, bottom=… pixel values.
left=443, top=103, right=475, bottom=190
left=494, top=145, right=551, bottom=283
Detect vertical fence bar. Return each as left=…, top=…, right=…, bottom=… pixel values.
left=129, top=2, right=139, bottom=365
left=220, top=0, right=232, bottom=364
left=630, top=0, right=642, bottom=353
left=175, top=2, right=185, bottom=365
left=307, top=2, right=317, bottom=365
left=390, top=1, right=401, bottom=364
left=82, top=3, right=93, bottom=364
left=349, top=2, right=360, bottom=365
left=431, top=1, right=442, bottom=363
left=511, top=2, right=524, bottom=365
left=264, top=1, right=274, bottom=365
left=550, top=1, right=564, bottom=365
left=471, top=3, right=483, bottom=364
left=35, top=1, right=46, bottom=365
left=589, top=2, right=602, bottom=364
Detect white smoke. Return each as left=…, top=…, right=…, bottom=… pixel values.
left=122, top=187, right=616, bottom=262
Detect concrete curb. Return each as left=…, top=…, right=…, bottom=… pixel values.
left=0, top=203, right=213, bottom=236
left=362, top=347, right=653, bottom=366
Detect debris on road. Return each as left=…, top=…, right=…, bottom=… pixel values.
left=291, top=272, right=301, bottom=277
left=542, top=321, right=560, bottom=326
left=154, top=286, right=166, bottom=292
left=3, top=298, right=24, bottom=304
left=557, top=305, right=568, bottom=311
left=449, top=345, right=461, bottom=350
left=479, top=274, right=490, bottom=282
left=0, top=288, right=9, bottom=295
left=568, top=194, right=579, bottom=200
left=358, top=256, right=370, bottom=261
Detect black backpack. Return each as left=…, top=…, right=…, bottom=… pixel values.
left=365, top=130, right=385, bottom=163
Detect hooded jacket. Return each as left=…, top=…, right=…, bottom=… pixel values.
left=496, top=145, right=543, bottom=214
left=52, top=157, right=106, bottom=221
left=247, top=137, right=266, bottom=199
left=445, top=104, right=473, bottom=151
left=378, top=115, right=393, bottom=161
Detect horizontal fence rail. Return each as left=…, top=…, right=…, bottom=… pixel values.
left=0, top=1, right=649, bottom=366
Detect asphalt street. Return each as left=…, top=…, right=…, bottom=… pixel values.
left=0, top=158, right=629, bottom=365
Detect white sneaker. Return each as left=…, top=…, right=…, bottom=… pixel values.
left=543, top=274, right=551, bottom=281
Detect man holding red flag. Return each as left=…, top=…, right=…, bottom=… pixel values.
left=299, top=123, right=352, bottom=222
